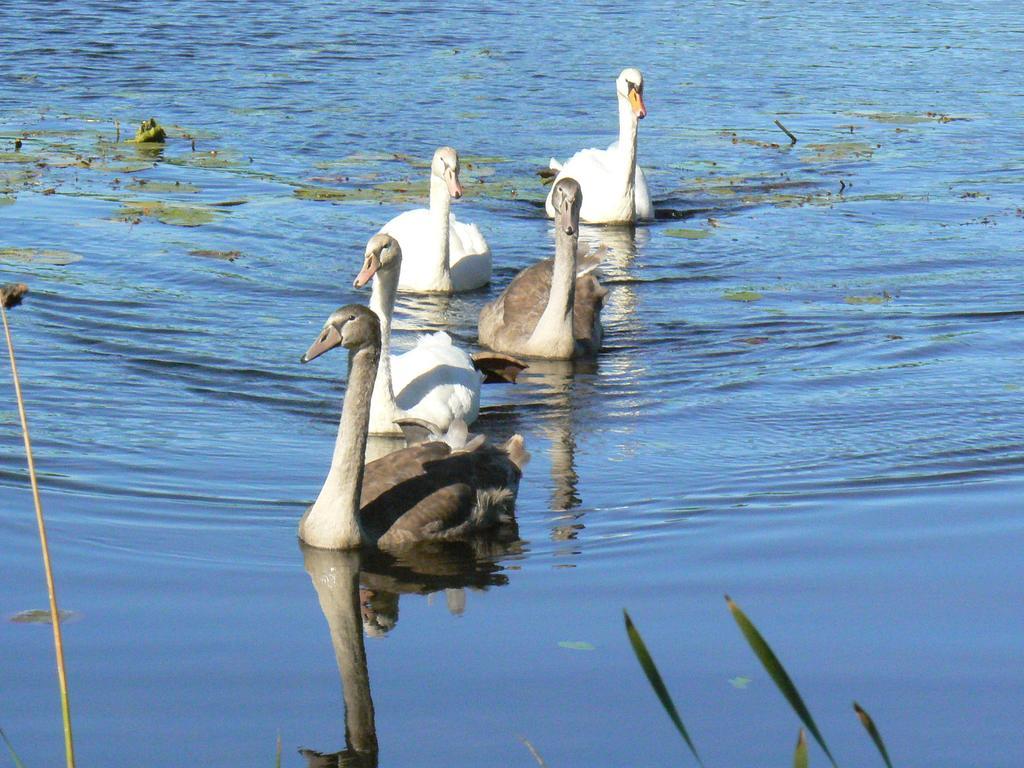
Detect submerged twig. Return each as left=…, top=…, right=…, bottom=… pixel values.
left=774, top=119, right=798, bottom=145
left=0, top=284, right=76, bottom=768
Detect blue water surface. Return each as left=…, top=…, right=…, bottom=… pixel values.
left=1, top=2, right=1023, bottom=766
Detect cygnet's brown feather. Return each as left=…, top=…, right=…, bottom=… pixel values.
left=479, top=257, right=606, bottom=357
left=358, top=439, right=524, bottom=549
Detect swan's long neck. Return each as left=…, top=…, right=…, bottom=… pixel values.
left=301, top=344, right=379, bottom=549
left=529, top=228, right=578, bottom=357
left=303, top=548, right=378, bottom=755
left=368, top=269, right=404, bottom=434
left=617, top=96, right=639, bottom=202
left=428, top=174, right=454, bottom=291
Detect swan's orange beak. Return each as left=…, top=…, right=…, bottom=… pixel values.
left=353, top=254, right=381, bottom=288
left=301, top=324, right=342, bottom=363
left=628, top=88, right=646, bottom=119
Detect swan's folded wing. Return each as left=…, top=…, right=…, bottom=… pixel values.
left=481, top=258, right=554, bottom=345
left=634, top=165, right=655, bottom=220
left=363, top=440, right=520, bottom=548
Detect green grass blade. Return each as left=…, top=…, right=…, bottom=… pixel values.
left=0, top=728, right=27, bottom=768
left=623, top=610, right=705, bottom=768
left=725, top=596, right=838, bottom=767
left=853, top=702, right=893, bottom=768
left=274, top=732, right=282, bottom=768
left=794, top=728, right=808, bottom=768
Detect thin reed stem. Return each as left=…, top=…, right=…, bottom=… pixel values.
left=1, top=300, right=76, bottom=768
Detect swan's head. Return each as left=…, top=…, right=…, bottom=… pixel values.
left=551, top=177, right=582, bottom=236
left=300, top=304, right=380, bottom=363
left=616, top=68, right=646, bottom=120
left=431, top=146, right=463, bottom=199
left=353, top=233, right=402, bottom=288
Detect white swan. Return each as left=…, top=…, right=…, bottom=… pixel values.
left=355, top=234, right=523, bottom=437
left=545, top=68, right=654, bottom=224
left=379, top=147, right=491, bottom=293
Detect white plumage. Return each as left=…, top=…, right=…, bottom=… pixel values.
left=545, top=68, right=654, bottom=224
left=379, top=146, right=491, bottom=293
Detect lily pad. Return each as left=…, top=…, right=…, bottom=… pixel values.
left=116, top=201, right=218, bottom=227
left=0, top=152, right=36, bottom=164
left=126, top=180, right=200, bottom=194
left=724, top=290, right=762, bottom=302
left=845, top=293, right=892, bottom=305
left=89, top=161, right=156, bottom=173
left=0, top=248, right=83, bottom=265
left=803, top=141, right=875, bottom=163
left=853, top=111, right=935, bottom=125
left=558, top=641, right=596, bottom=651
left=294, top=186, right=373, bottom=202
left=167, top=151, right=246, bottom=170
left=664, top=228, right=711, bottom=239
left=10, top=608, right=79, bottom=624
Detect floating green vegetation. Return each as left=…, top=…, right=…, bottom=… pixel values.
left=0, top=152, right=35, bottom=164
left=0, top=168, right=40, bottom=193
left=126, top=180, right=200, bottom=194
left=9, top=608, right=78, bottom=624
left=720, top=130, right=787, bottom=150
left=845, top=292, right=892, bottom=305
left=294, top=171, right=534, bottom=205
left=724, top=290, right=763, bottom=302
left=89, top=160, right=156, bottom=173
left=0, top=196, right=14, bottom=206
left=166, top=150, right=247, bottom=170
left=854, top=110, right=968, bottom=125
left=294, top=185, right=389, bottom=202
left=803, top=141, right=875, bottom=163
left=134, top=117, right=166, bottom=143
left=0, top=248, right=83, bottom=265
left=189, top=249, right=241, bottom=261
left=664, top=228, right=711, bottom=239
left=116, top=201, right=218, bottom=227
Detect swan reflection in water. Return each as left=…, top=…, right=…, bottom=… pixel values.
left=477, top=357, right=596, bottom=551
left=298, top=537, right=521, bottom=767
left=576, top=222, right=647, bottom=331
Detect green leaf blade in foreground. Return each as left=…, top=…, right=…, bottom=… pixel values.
left=794, top=728, right=808, bottom=768
left=725, top=596, right=838, bottom=768
left=622, top=610, right=704, bottom=768
left=853, top=702, right=894, bottom=768
left=0, top=727, right=27, bottom=768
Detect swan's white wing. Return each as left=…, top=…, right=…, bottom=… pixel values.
left=544, top=144, right=635, bottom=223
left=391, top=332, right=482, bottom=431
left=634, top=165, right=654, bottom=220
left=449, top=215, right=492, bottom=290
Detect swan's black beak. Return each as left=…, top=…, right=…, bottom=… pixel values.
left=301, top=324, right=343, bottom=363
